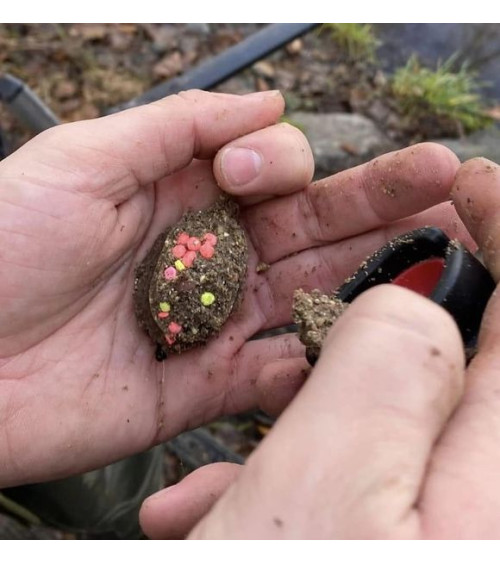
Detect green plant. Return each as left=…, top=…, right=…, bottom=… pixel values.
left=392, top=55, right=492, bottom=134
left=323, top=23, right=380, bottom=61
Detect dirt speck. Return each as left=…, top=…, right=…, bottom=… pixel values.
left=382, top=184, right=396, bottom=198
left=256, top=262, right=270, bottom=274
left=292, top=288, right=348, bottom=364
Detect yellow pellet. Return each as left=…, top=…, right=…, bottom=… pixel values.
left=201, top=292, right=216, bottom=306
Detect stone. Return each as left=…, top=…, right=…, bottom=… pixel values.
left=185, top=23, right=211, bottom=35
left=287, top=111, right=397, bottom=176
left=431, top=125, right=500, bottom=164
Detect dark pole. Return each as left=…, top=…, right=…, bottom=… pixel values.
left=0, top=73, right=60, bottom=132
left=108, top=23, right=320, bottom=113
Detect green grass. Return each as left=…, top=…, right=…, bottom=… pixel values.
left=322, top=23, right=380, bottom=61
left=392, top=55, right=492, bottom=133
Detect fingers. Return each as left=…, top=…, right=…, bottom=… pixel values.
left=418, top=289, right=500, bottom=538
left=215, top=333, right=305, bottom=417
left=3, top=90, right=284, bottom=204
left=251, top=201, right=471, bottom=332
left=417, top=158, right=500, bottom=538
left=134, top=119, right=316, bottom=256
left=154, top=332, right=305, bottom=438
left=140, top=462, right=242, bottom=539
left=214, top=122, right=314, bottom=197
left=256, top=358, right=310, bottom=417
left=243, top=143, right=460, bottom=264
left=451, top=158, right=500, bottom=281
left=191, top=286, right=465, bottom=539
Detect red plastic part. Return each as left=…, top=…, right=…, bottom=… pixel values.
left=391, top=258, right=445, bottom=297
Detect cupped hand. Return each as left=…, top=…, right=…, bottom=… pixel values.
left=141, top=159, right=500, bottom=540
left=0, top=89, right=464, bottom=488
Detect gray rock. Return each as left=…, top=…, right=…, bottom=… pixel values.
left=287, top=112, right=397, bottom=177
left=286, top=112, right=500, bottom=178
left=185, top=23, right=211, bottom=35
left=432, top=126, right=500, bottom=164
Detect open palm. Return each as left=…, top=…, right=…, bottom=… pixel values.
left=0, top=91, right=465, bottom=487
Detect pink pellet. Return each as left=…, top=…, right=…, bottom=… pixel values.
left=182, top=250, right=197, bottom=267
left=168, top=322, right=182, bottom=334
left=203, top=233, right=218, bottom=246
left=172, top=245, right=187, bottom=259
left=158, top=311, right=170, bottom=319
left=199, top=243, right=215, bottom=259
left=187, top=237, right=201, bottom=251
left=165, top=334, right=176, bottom=345
left=164, top=266, right=177, bottom=280
left=177, top=232, right=190, bottom=245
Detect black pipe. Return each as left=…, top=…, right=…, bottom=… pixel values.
left=108, top=23, right=320, bottom=113
left=0, top=127, right=8, bottom=160
left=0, top=73, right=60, bottom=132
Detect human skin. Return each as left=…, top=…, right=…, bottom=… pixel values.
left=141, top=157, right=500, bottom=540
left=0, top=90, right=464, bottom=497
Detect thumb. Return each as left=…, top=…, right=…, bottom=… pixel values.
left=140, top=462, right=242, bottom=539
left=190, top=286, right=465, bottom=539
left=2, top=90, right=284, bottom=204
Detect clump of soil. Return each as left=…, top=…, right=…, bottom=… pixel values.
left=292, top=288, right=348, bottom=365
left=134, top=196, right=247, bottom=358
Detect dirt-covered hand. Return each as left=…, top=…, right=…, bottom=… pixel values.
left=0, top=89, right=465, bottom=488
left=141, top=159, right=500, bottom=540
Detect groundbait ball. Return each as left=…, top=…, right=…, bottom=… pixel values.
left=133, top=196, right=248, bottom=359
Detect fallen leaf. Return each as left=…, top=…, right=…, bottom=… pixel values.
left=53, top=80, right=78, bottom=100
left=256, top=76, right=270, bottom=91
left=142, top=24, right=178, bottom=52
left=69, top=24, right=108, bottom=41
left=340, top=142, right=360, bottom=155
left=109, top=29, right=134, bottom=52
left=118, top=24, right=137, bottom=35
left=253, top=60, right=275, bottom=79
left=58, top=98, right=82, bottom=116
left=67, top=102, right=100, bottom=121
left=286, top=38, right=303, bottom=55
left=153, top=51, right=183, bottom=79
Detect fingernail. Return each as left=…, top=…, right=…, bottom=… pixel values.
left=221, top=147, right=262, bottom=186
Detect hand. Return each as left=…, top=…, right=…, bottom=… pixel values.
left=140, top=159, right=500, bottom=540
left=0, top=89, right=463, bottom=489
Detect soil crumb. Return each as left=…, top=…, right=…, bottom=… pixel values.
left=292, top=288, right=348, bottom=364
